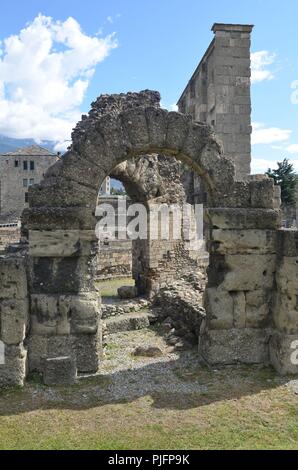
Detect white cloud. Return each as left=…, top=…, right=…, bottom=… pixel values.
left=251, top=157, right=298, bottom=174
left=252, top=122, right=292, bottom=145
left=286, top=144, right=298, bottom=154
left=0, top=14, right=117, bottom=148
left=251, top=51, right=276, bottom=84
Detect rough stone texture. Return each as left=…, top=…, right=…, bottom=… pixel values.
left=0, top=256, right=28, bottom=387
left=0, top=344, right=27, bottom=387
left=200, top=328, right=270, bottom=365
left=43, top=356, right=77, bottom=386
left=118, top=285, right=138, bottom=299
left=153, top=272, right=206, bottom=339
left=269, top=332, right=298, bottom=375
left=101, top=298, right=150, bottom=319
left=105, top=312, right=151, bottom=335
left=133, top=345, right=164, bottom=357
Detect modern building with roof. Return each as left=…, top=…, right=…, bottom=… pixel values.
left=0, top=145, right=59, bottom=223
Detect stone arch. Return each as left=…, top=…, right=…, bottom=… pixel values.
left=23, top=90, right=286, bottom=384
left=28, top=90, right=235, bottom=223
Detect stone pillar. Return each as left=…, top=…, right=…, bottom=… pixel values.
left=178, top=23, right=253, bottom=180
left=270, top=230, right=298, bottom=374
left=27, top=229, right=101, bottom=378
left=200, top=205, right=281, bottom=365
left=0, top=256, right=28, bottom=387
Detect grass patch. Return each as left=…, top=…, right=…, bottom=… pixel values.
left=96, top=277, right=135, bottom=298
left=0, top=366, right=297, bottom=450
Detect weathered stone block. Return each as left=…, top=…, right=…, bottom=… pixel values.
left=275, top=257, right=298, bottom=295
left=249, top=178, right=275, bottom=209
left=75, top=333, right=99, bottom=373
left=273, top=293, right=298, bottom=334
left=145, top=106, right=167, bottom=148
left=207, top=208, right=281, bottom=230
left=43, top=356, right=77, bottom=386
left=29, top=230, right=97, bottom=258
left=26, top=207, right=97, bottom=231
left=30, top=256, right=95, bottom=294
left=269, top=332, right=298, bottom=375
left=0, top=344, right=27, bottom=387
left=0, top=257, right=27, bottom=300
left=166, top=112, right=192, bottom=151
left=200, top=328, right=270, bottom=365
left=245, top=290, right=270, bottom=328
left=117, top=285, right=138, bottom=299
left=0, top=299, right=28, bottom=345
left=211, top=229, right=277, bottom=255
left=277, top=230, right=298, bottom=257
left=232, top=291, right=246, bottom=328
left=205, top=287, right=233, bottom=330
left=30, top=292, right=100, bottom=336
left=29, top=178, right=98, bottom=209
left=221, top=254, right=276, bottom=291
left=122, top=108, right=150, bottom=151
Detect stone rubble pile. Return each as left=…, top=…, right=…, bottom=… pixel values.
left=153, top=272, right=207, bottom=344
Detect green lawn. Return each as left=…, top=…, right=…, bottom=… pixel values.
left=0, top=367, right=297, bottom=450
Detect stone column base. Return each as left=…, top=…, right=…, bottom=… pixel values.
left=199, top=328, right=270, bottom=365
left=269, top=332, right=298, bottom=375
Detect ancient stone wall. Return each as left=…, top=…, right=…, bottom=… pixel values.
left=0, top=223, right=21, bottom=253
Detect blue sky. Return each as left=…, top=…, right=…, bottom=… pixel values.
left=0, top=0, right=297, bottom=173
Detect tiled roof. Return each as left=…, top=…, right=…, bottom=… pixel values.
left=1, top=145, right=56, bottom=157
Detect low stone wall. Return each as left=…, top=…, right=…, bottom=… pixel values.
left=0, top=224, right=21, bottom=253
left=153, top=272, right=206, bottom=343
left=96, top=239, right=132, bottom=280
left=102, top=298, right=150, bottom=319
left=0, top=255, right=28, bottom=387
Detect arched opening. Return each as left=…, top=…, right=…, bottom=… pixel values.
left=93, top=153, right=209, bottom=360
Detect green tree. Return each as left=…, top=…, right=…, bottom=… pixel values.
left=111, top=186, right=127, bottom=196
left=266, top=158, right=297, bottom=206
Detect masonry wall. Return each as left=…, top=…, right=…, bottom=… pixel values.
left=178, top=23, right=253, bottom=180
left=0, top=224, right=21, bottom=253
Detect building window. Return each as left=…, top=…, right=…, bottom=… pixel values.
left=15, top=160, right=19, bottom=167
left=30, top=161, right=35, bottom=170
left=29, top=178, right=34, bottom=186
left=25, top=192, right=29, bottom=203
left=23, top=179, right=28, bottom=188
left=23, top=161, right=28, bottom=170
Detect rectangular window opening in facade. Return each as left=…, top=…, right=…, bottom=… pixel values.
left=23, top=161, right=28, bottom=170
left=15, top=160, right=19, bottom=167
left=29, top=178, right=34, bottom=186
left=25, top=192, right=29, bottom=203
left=30, top=161, right=35, bottom=171
left=23, top=179, right=28, bottom=188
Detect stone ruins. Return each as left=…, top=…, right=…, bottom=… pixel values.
left=0, top=23, right=297, bottom=388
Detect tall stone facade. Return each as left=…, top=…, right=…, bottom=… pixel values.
left=0, top=145, right=59, bottom=223
left=177, top=23, right=253, bottom=180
